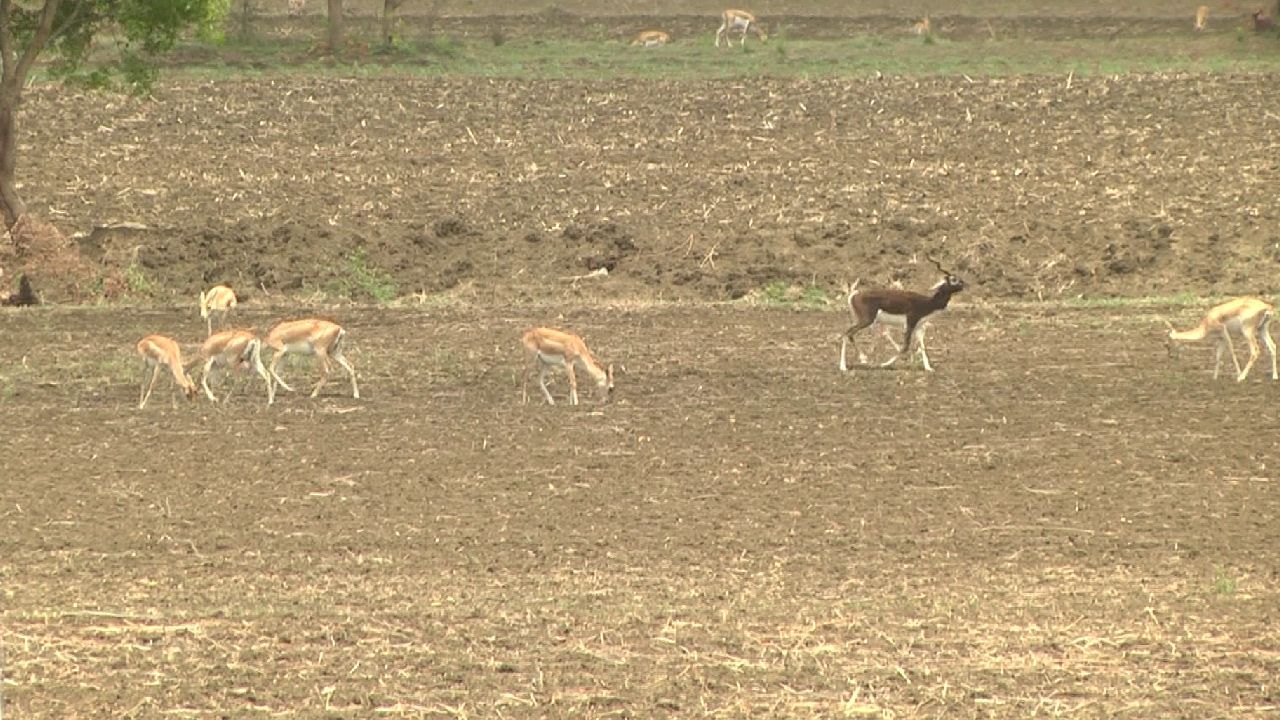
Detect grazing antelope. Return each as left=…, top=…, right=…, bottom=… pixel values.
left=1165, top=297, right=1277, bottom=382
left=839, top=256, right=966, bottom=373
left=199, top=284, right=237, bottom=337
left=198, top=329, right=273, bottom=404
left=522, top=327, right=614, bottom=406
left=137, top=334, right=198, bottom=409
left=716, top=9, right=767, bottom=48
left=265, top=318, right=359, bottom=403
left=632, top=29, right=671, bottom=47
left=1253, top=8, right=1275, bottom=31
left=913, top=15, right=932, bottom=35
left=1195, top=5, right=1210, bottom=30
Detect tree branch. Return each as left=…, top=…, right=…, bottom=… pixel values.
left=0, top=0, right=15, bottom=85
left=13, top=0, right=64, bottom=88
left=49, top=0, right=89, bottom=46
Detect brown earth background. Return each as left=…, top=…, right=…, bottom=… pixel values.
left=4, top=0, right=1279, bottom=303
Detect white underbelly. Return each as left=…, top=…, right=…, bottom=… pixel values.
left=872, top=312, right=908, bottom=327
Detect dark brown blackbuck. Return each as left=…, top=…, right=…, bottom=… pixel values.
left=839, top=255, right=966, bottom=373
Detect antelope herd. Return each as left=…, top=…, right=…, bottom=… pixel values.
left=132, top=284, right=361, bottom=408
left=7, top=5, right=1277, bottom=410
left=268, top=4, right=1275, bottom=51
left=115, top=250, right=1280, bottom=412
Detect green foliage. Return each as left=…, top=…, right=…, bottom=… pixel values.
left=425, top=35, right=464, bottom=58
left=1211, top=569, right=1237, bottom=596
left=124, top=261, right=155, bottom=296
left=33, top=0, right=223, bottom=93
left=199, top=0, right=233, bottom=43
left=343, top=248, right=398, bottom=303
left=752, top=281, right=831, bottom=309
left=772, top=24, right=787, bottom=59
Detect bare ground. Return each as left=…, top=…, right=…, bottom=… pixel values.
left=7, top=71, right=1279, bottom=304
left=2, top=303, right=1279, bottom=717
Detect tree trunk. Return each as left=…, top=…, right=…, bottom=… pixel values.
left=0, top=86, right=26, bottom=229
left=326, top=0, right=344, bottom=52
left=379, top=0, right=397, bottom=48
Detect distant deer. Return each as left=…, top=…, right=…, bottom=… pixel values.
left=716, top=9, right=767, bottom=48
left=1253, top=8, right=1276, bottom=31
left=199, top=284, right=237, bottom=337
left=1195, top=5, right=1210, bottom=30
left=632, top=30, right=671, bottom=47
left=913, top=15, right=932, bottom=35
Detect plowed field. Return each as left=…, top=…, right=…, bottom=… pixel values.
left=4, top=3, right=1280, bottom=716
left=3, top=302, right=1279, bottom=717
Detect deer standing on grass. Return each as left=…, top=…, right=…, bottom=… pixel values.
left=265, top=318, right=359, bottom=403
left=632, top=30, right=671, bottom=47
left=199, top=284, right=237, bottom=337
left=913, top=15, right=932, bottom=35
left=522, top=327, right=614, bottom=405
left=716, top=9, right=767, bottom=48
left=1195, top=5, right=1211, bottom=30
left=1165, top=297, right=1277, bottom=382
left=137, top=335, right=198, bottom=409
left=839, top=256, right=966, bottom=373
left=198, top=329, right=273, bottom=404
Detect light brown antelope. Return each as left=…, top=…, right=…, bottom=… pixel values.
left=522, top=327, right=614, bottom=405
left=137, top=334, right=198, bottom=409
left=1195, top=5, right=1210, bottom=30
left=265, top=318, right=359, bottom=403
left=198, top=329, right=273, bottom=404
left=632, top=30, right=671, bottom=47
left=913, top=15, right=932, bottom=35
left=1166, top=297, right=1277, bottom=382
left=199, top=284, right=237, bottom=337
left=716, top=9, right=767, bottom=48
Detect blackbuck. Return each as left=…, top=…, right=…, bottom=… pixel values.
left=1165, top=297, right=1278, bottom=382
left=632, top=30, right=671, bottom=47
left=716, top=9, right=767, bottom=48
left=198, top=329, right=273, bottom=404
left=1195, top=5, right=1210, bottom=31
left=841, top=280, right=937, bottom=371
left=1253, top=9, right=1276, bottom=31
left=522, top=327, right=614, bottom=405
left=265, top=318, right=359, bottom=403
left=137, top=334, right=198, bottom=409
left=199, top=284, right=237, bottom=337
left=839, top=256, right=966, bottom=373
